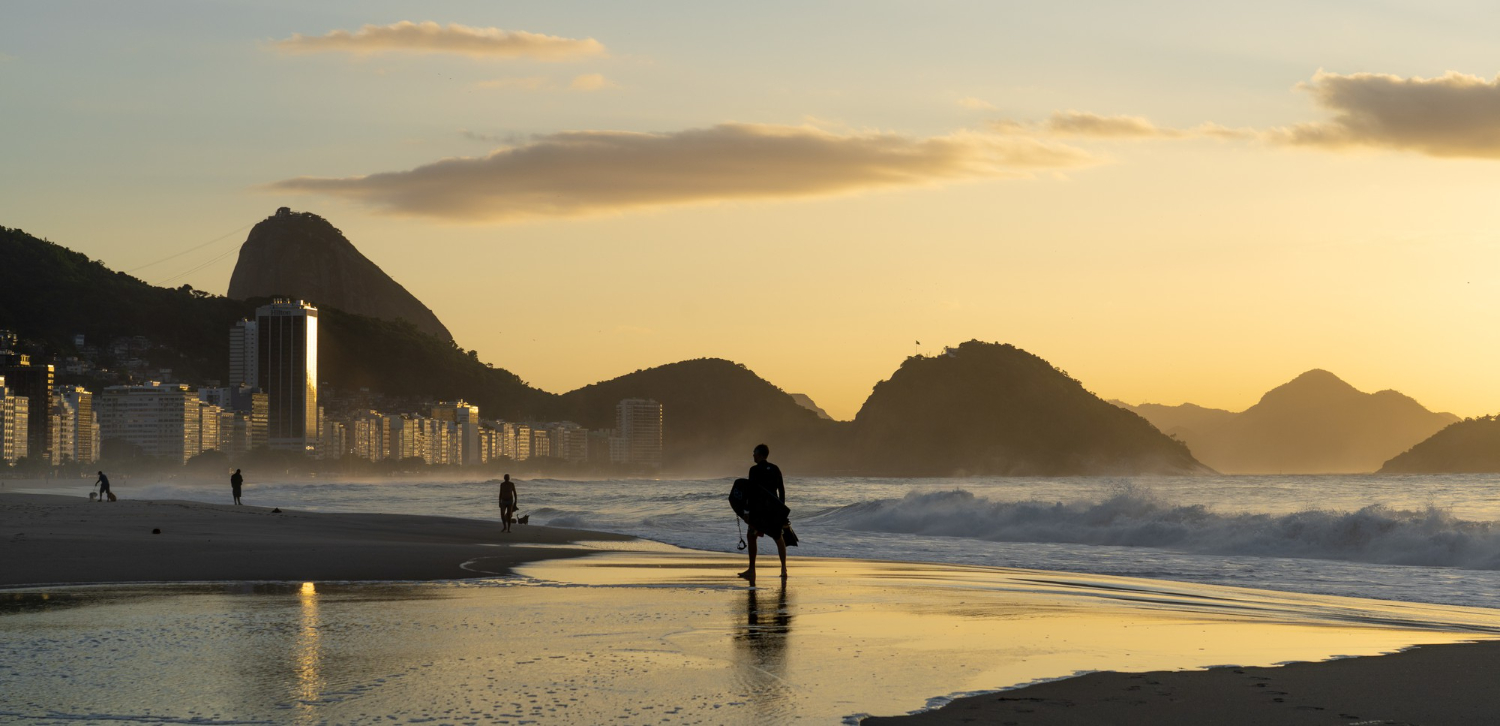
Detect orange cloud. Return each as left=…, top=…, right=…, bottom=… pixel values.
left=274, top=21, right=605, bottom=61
left=268, top=123, right=1096, bottom=222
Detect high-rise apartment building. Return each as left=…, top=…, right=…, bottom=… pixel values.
left=0, top=360, right=54, bottom=462
left=228, top=319, right=258, bottom=388
left=53, top=386, right=98, bottom=465
left=255, top=299, right=317, bottom=452
left=97, top=382, right=202, bottom=463
left=0, top=376, right=29, bottom=464
left=198, top=400, right=222, bottom=455
left=433, top=400, right=481, bottom=465
left=351, top=410, right=393, bottom=462
left=500, top=422, right=531, bottom=461
left=201, top=384, right=269, bottom=454
left=550, top=421, right=589, bottom=463
left=616, top=398, right=663, bottom=467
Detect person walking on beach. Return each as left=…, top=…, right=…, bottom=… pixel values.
left=94, top=471, right=112, bottom=502
left=230, top=469, right=244, bottom=505
left=498, top=475, right=518, bottom=533
left=739, top=444, right=788, bottom=583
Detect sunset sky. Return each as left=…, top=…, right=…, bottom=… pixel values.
left=5, top=1, right=1500, bottom=420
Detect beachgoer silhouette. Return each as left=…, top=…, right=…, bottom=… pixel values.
left=94, top=471, right=111, bottom=502
left=739, top=444, right=788, bottom=583
left=498, top=475, right=518, bottom=533
left=230, top=469, right=244, bottom=505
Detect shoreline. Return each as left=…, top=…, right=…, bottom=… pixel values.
left=0, top=491, right=631, bottom=587
left=12, top=491, right=1500, bottom=724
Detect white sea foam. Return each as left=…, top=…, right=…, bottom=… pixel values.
left=809, top=486, right=1500, bottom=569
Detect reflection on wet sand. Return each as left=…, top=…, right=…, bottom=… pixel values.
left=294, top=582, right=323, bottom=722
left=8, top=551, right=1500, bottom=724
left=733, top=585, right=794, bottom=720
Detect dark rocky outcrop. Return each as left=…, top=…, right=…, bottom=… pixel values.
left=554, top=359, right=843, bottom=473
left=1122, top=370, right=1458, bottom=474
left=1380, top=416, right=1500, bottom=473
left=850, top=341, right=1207, bottom=476
left=228, top=208, right=453, bottom=342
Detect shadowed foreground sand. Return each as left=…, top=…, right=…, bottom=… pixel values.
left=0, top=492, right=629, bottom=586
left=868, top=640, right=1500, bottom=725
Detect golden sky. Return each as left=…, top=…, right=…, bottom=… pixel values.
left=4, top=2, right=1500, bottom=419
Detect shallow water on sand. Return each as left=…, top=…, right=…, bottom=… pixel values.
left=6, top=548, right=1500, bottom=725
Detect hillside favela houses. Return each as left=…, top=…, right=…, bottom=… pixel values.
left=0, top=300, right=665, bottom=474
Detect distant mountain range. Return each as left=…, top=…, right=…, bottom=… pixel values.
left=789, top=393, right=833, bottom=420
left=228, top=209, right=453, bottom=341
left=1, top=214, right=1208, bottom=476
left=1118, top=370, right=1458, bottom=474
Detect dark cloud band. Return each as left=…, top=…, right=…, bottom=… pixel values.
left=267, top=123, right=1096, bottom=222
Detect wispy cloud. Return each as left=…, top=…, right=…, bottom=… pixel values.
left=1046, top=111, right=1179, bottom=138
left=1269, top=71, right=1500, bottom=158
left=568, top=73, right=614, bottom=91
left=274, top=21, right=605, bottom=61
left=267, top=123, right=1097, bottom=222
left=994, top=111, right=1255, bottom=140
left=958, top=97, right=996, bottom=111
left=993, top=71, right=1500, bottom=159
left=458, top=129, right=522, bottom=145
left=474, top=76, right=550, bottom=90
left=471, top=74, right=614, bottom=92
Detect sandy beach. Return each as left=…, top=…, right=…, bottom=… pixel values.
left=868, top=641, right=1500, bottom=725
left=0, top=491, right=630, bottom=586
left=7, top=490, right=1500, bottom=724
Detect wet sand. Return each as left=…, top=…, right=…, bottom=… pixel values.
left=0, top=492, right=630, bottom=586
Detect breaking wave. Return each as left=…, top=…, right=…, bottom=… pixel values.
left=807, top=487, right=1500, bottom=570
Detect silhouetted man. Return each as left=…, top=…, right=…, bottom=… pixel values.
left=499, top=475, right=518, bottom=533
left=739, top=444, right=788, bottom=583
left=94, top=471, right=111, bottom=502
left=230, top=469, right=244, bottom=505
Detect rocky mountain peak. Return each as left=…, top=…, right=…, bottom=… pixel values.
left=227, top=209, right=453, bottom=341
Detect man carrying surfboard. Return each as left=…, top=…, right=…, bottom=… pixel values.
left=736, top=443, right=788, bottom=583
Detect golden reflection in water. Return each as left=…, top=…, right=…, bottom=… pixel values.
left=294, top=582, right=324, bottom=723
left=733, top=585, right=794, bottom=719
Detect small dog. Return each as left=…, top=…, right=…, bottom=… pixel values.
left=516, top=514, right=530, bottom=525
left=88, top=492, right=98, bottom=502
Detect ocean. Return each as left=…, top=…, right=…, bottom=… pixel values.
left=106, top=472, right=1500, bottom=610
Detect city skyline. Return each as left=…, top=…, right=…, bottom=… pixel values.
left=5, top=2, right=1500, bottom=420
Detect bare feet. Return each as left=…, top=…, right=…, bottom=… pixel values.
left=781, top=569, right=788, bottom=580
left=737, top=569, right=755, bottom=582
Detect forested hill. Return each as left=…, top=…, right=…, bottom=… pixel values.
left=851, top=341, right=1207, bottom=476
left=1379, top=417, right=1500, bottom=473
left=0, top=226, right=551, bottom=418
left=555, top=358, right=844, bottom=472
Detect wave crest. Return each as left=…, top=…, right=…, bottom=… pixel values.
left=808, top=487, right=1500, bottom=569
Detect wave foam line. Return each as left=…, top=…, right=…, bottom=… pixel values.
left=807, top=487, right=1500, bottom=570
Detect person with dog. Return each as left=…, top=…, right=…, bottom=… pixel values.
left=230, top=469, right=244, bottom=505
left=94, top=471, right=112, bottom=502
left=738, top=444, right=789, bottom=583
left=498, top=475, right=518, bottom=533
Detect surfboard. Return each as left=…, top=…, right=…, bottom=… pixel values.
left=729, top=478, right=789, bottom=535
